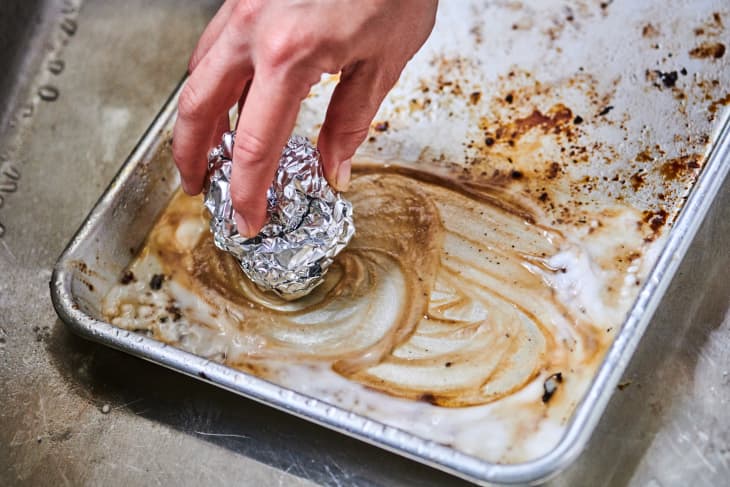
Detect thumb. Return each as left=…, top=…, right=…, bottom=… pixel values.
left=317, top=61, right=401, bottom=191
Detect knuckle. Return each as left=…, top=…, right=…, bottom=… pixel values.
left=229, top=185, right=251, bottom=209
left=230, top=1, right=259, bottom=30
left=233, top=129, right=270, bottom=165
left=178, top=84, right=205, bottom=120
left=261, top=30, right=317, bottom=68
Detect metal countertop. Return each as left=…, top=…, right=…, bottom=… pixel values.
left=1, top=1, right=728, bottom=485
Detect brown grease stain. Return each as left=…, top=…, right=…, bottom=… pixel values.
left=709, top=93, right=730, bottom=114
left=689, top=42, right=726, bottom=59
left=108, top=163, right=617, bottom=408
left=659, top=154, right=702, bottom=181
left=490, top=104, right=573, bottom=145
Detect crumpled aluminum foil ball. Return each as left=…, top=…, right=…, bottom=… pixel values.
left=204, top=131, right=355, bottom=300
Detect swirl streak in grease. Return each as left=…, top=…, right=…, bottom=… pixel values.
left=104, top=164, right=597, bottom=407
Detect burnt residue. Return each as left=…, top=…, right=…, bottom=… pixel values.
left=120, top=270, right=136, bottom=285
left=598, top=105, right=614, bottom=116
left=542, top=372, right=563, bottom=403
left=546, top=162, right=561, bottom=179
left=165, top=304, right=182, bottom=321
left=659, top=71, right=678, bottom=88
left=482, top=104, right=573, bottom=150
left=373, top=121, right=390, bottom=132
left=149, top=273, right=165, bottom=290
left=419, top=392, right=438, bottom=405
left=642, top=208, right=669, bottom=233
left=646, top=70, right=682, bottom=90
left=709, top=93, right=730, bottom=113
left=694, top=12, right=724, bottom=37
left=689, top=42, right=725, bottom=59
left=630, top=171, right=645, bottom=191
left=659, top=154, right=702, bottom=181
left=635, top=149, right=653, bottom=163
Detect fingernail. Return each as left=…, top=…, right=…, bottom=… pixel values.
left=234, top=213, right=254, bottom=238
left=335, top=158, right=352, bottom=192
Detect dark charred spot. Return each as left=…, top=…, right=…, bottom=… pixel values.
left=149, top=274, right=165, bottom=290
left=539, top=192, right=549, bottom=202
left=573, top=115, right=583, bottom=124
left=505, top=93, right=514, bottom=104
left=657, top=70, right=679, bottom=88
left=120, top=270, right=136, bottom=285
left=374, top=121, right=389, bottom=132
left=419, top=392, right=438, bottom=405
left=165, top=304, right=183, bottom=321
left=469, top=91, right=481, bottom=105
left=680, top=67, right=688, bottom=75
left=445, top=362, right=453, bottom=368
left=617, top=381, right=632, bottom=391
left=642, top=209, right=669, bottom=233
left=510, top=170, right=524, bottom=179
left=542, top=372, right=563, bottom=403
left=484, top=136, right=495, bottom=146
left=598, top=105, right=614, bottom=116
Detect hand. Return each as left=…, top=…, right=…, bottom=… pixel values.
left=172, top=0, right=437, bottom=237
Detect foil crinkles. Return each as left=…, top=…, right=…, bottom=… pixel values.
left=204, top=131, right=355, bottom=300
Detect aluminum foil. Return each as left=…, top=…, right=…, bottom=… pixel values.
left=204, top=131, right=355, bottom=300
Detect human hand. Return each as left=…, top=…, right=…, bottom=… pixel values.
left=172, top=0, right=437, bottom=237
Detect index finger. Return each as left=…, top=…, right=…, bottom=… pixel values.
left=229, top=67, right=316, bottom=237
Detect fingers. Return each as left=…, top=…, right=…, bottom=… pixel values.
left=230, top=68, right=315, bottom=237
left=188, top=0, right=237, bottom=72
left=173, top=31, right=253, bottom=195
left=317, top=61, right=401, bottom=191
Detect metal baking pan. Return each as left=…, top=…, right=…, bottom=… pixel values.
left=51, top=2, right=730, bottom=484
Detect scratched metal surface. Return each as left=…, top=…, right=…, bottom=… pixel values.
left=1, top=0, right=729, bottom=486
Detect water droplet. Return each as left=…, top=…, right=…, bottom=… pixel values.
left=61, top=18, right=77, bottom=36
left=48, top=59, right=65, bottom=75
left=38, top=85, right=59, bottom=102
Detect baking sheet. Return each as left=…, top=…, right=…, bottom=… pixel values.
left=51, top=1, right=729, bottom=484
